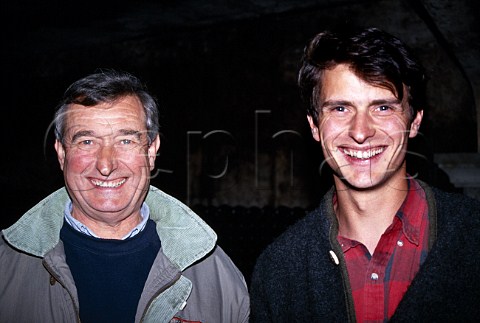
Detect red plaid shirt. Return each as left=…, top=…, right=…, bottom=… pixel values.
left=337, top=179, right=429, bottom=322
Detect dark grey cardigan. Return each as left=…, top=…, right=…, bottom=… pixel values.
left=250, top=181, right=480, bottom=322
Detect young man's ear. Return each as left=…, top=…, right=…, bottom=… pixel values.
left=409, top=110, right=424, bottom=138
left=307, top=115, right=321, bottom=142
left=54, top=139, right=66, bottom=171
left=147, top=135, right=161, bottom=171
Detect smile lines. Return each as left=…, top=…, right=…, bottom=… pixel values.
left=343, top=147, right=384, bottom=159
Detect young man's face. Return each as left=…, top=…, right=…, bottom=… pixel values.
left=307, top=64, right=423, bottom=190
left=54, top=95, right=160, bottom=224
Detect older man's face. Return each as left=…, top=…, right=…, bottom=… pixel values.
left=55, top=95, right=160, bottom=226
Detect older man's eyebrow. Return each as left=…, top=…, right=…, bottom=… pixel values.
left=118, top=129, right=143, bottom=139
left=71, top=130, right=95, bottom=142
left=69, top=129, right=144, bottom=143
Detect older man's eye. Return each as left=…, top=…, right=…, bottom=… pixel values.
left=116, top=138, right=143, bottom=151
left=71, top=139, right=98, bottom=151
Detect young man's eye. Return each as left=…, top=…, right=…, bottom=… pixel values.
left=373, top=105, right=395, bottom=115
left=321, top=106, right=351, bottom=119
left=333, top=106, right=346, bottom=112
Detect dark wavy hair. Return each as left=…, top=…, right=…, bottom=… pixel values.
left=54, top=69, right=159, bottom=144
left=298, top=27, right=426, bottom=124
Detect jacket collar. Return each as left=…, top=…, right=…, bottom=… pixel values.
left=2, top=186, right=216, bottom=271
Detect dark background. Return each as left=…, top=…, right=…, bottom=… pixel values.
left=2, top=0, right=479, bottom=282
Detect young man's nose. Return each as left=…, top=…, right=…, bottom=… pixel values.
left=348, top=112, right=376, bottom=143
left=96, top=145, right=118, bottom=176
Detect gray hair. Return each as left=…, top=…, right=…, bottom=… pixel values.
left=54, top=69, right=160, bottom=144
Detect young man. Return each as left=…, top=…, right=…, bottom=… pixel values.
left=250, top=27, right=480, bottom=322
left=0, top=70, right=249, bottom=322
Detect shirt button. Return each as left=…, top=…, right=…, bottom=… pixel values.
left=371, top=273, right=379, bottom=280
left=397, top=240, right=404, bottom=247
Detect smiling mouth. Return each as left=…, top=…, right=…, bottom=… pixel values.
left=90, top=178, right=126, bottom=188
left=342, top=147, right=385, bottom=159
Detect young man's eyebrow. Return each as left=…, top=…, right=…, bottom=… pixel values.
left=369, top=98, right=402, bottom=106
left=321, top=100, right=352, bottom=108
left=321, top=98, right=402, bottom=108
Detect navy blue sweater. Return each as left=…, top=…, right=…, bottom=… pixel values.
left=61, top=219, right=161, bottom=323
left=250, top=183, right=480, bottom=322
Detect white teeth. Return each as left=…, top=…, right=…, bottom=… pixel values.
left=343, top=148, right=384, bottom=159
left=91, top=179, right=126, bottom=188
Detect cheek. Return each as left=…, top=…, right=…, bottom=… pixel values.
left=64, top=154, right=94, bottom=173
left=381, top=116, right=410, bottom=141
left=127, top=153, right=151, bottom=173
left=319, top=119, right=348, bottom=149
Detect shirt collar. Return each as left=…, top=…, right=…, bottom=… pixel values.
left=338, top=236, right=362, bottom=253
left=395, top=177, right=427, bottom=246
left=63, top=201, right=150, bottom=240
left=335, top=177, right=428, bottom=251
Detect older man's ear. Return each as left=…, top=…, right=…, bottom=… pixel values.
left=54, top=139, right=66, bottom=171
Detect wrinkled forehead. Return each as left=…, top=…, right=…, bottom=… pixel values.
left=63, top=96, right=148, bottom=136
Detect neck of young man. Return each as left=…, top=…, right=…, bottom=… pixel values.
left=333, top=169, right=409, bottom=255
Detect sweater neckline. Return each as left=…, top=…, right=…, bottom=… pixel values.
left=60, top=219, right=159, bottom=256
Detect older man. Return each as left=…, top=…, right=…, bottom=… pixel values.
left=1, top=70, right=249, bottom=323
